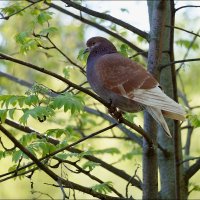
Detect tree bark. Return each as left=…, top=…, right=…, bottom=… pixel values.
left=158, top=1, right=187, bottom=199
left=143, top=1, right=166, bottom=199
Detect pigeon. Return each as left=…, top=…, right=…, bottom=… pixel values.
left=85, top=36, right=185, bottom=137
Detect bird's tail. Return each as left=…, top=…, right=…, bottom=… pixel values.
left=145, top=106, right=171, bottom=137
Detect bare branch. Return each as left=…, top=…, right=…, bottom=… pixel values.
left=55, top=158, right=124, bottom=198
left=0, top=71, right=33, bottom=88
left=33, top=32, right=86, bottom=74
left=175, top=5, right=200, bottom=12
left=60, top=0, right=148, bottom=40
left=185, top=159, right=200, bottom=181
left=159, top=58, right=200, bottom=70
left=165, top=25, right=200, bottom=38
left=45, top=1, right=146, bottom=54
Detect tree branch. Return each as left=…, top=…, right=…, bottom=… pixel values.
left=3, top=118, right=142, bottom=190
left=159, top=58, right=200, bottom=70
left=0, top=70, right=33, bottom=88
left=0, top=1, right=41, bottom=20
left=165, top=25, right=200, bottom=38
left=185, top=159, right=200, bottom=181
left=0, top=52, right=153, bottom=144
left=44, top=1, right=146, bottom=54
left=0, top=124, right=121, bottom=200
left=60, top=0, right=148, bottom=41
left=175, top=5, right=200, bottom=12
left=54, top=158, right=124, bottom=198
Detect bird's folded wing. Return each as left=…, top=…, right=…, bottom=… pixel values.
left=132, top=86, right=186, bottom=121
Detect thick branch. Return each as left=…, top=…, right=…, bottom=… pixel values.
left=185, top=159, right=200, bottom=181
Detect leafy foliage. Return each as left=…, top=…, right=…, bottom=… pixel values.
left=0, top=84, right=84, bottom=125
left=119, top=44, right=129, bottom=57
left=1, top=2, right=24, bottom=16
left=92, top=181, right=113, bottom=194
left=82, top=161, right=101, bottom=171
left=188, top=113, right=200, bottom=128
left=176, top=39, right=199, bottom=50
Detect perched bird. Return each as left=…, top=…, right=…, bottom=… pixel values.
left=85, top=36, right=185, bottom=137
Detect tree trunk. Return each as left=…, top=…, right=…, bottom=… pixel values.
left=158, top=1, right=187, bottom=199
left=143, top=1, right=166, bottom=199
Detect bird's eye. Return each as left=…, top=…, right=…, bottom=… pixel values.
left=92, top=42, right=95, bottom=45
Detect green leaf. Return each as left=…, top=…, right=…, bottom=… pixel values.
left=188, top=114, right=200, bottom=128
left=2, top=3, right=23, bottom=16
left=0, top=109, right=8, bottom=123
left=37, top=11, right=53, bottom=25
left=24, top=95, right=39, bottom=106
left=19, top=106, right=54, bottom=125
left=121, top=148, right=142, bottom=160
left=92, top=182, right=113, bottom=194
left=176, top=39, right=199, bottom=50
left=77, top=48, right=89, bottom=64
left=20, top=38, right=39, bottom=54
left=63, top=67, right=70, bottom=78
left=8, top=164, right=18, bottom=172
left=82, top=161, right=101, bottom=171
left=12, top=150, right=23, bottom=163
left=119, top=44, right=129, bottom=57
left=110, top=24, right=117, bottom=31
left=120, top=8, right=129, bottom=13
left=45, top=129, right=69, bottom=138
left=39, top=27, right=58, bottom=36
left=15, top=32, right=29, bottom=45
left=55, top=153, right=68, bottom=160
left=50, top=93, right=84, bottom=114
left=92, top=147, right=120, bottom=155
left=0, top=151, right=6, bottom=160
left=19, top=133, right=37, bottom=146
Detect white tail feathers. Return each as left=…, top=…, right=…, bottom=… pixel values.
left=133, top=86, right=186, bottom=120
left=132, top=86, right=186, bottom=137
left=146, top=106, right=172, bottom=137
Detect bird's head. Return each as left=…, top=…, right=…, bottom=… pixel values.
left=84, top=36, right=117, bottom=54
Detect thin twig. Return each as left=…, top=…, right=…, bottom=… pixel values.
left=159, top=58, right=200, bottom=70
left=175, top=5, right=200, bottom=12
left=165, top=25, right=200, bottom=38
left=0, top=1, right=41, bottom=20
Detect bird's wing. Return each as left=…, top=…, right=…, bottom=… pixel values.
left=95, top=53, right=185, bottom=121
left=95, top=53, right=158, bottom=94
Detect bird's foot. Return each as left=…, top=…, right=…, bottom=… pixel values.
left=108, top=100, right=123, bottom=123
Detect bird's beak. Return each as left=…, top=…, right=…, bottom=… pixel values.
left=83, top=47, right=90, bottom=54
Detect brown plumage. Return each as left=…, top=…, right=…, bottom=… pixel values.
left=85, top=36, right=186, bottom=137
